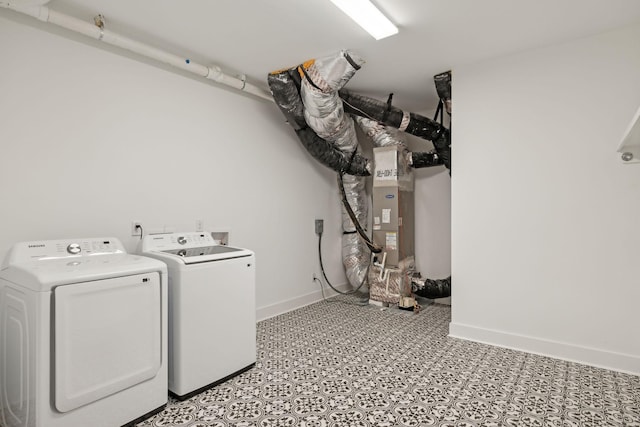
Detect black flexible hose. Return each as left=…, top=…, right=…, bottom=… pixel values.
left=337, top=173, right=382, bottom=254
left=318, top=232, right=368, bottom=295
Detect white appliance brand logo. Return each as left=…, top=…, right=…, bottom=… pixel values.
left=28, top=244, right=45, bottom=248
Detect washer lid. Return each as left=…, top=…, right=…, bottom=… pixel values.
left=160, top=245, right=252, bottom=264
left=140, top=232, right=253, bottom=264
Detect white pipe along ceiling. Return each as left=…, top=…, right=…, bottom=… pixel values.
left=0, top=0, right=275, bottom=102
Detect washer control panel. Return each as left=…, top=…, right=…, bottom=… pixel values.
left=143, top=232, right=217, bottom=251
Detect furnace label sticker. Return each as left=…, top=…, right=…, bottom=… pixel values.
left=385, top=232, right=397, bottom=250
left=382, top=209, right=391, bottom=224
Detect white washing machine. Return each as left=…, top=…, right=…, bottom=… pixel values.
left=0, top=237, right=168, bottom=427
left=140, top=232, right=256, bottom=400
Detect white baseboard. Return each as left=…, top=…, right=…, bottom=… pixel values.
left=449, top=322, right=640, bottom=376
left=256, top=282, right=351, bottom=321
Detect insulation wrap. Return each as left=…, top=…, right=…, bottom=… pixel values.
left=298, top=51, right=371, bottom=288
left=412, top=276, right=452, bottom=299
left=354, top=116, right=406, bottom=148
left=342, top=230, right=369, bottom=289
left=339, top=89, right=451, bottom=171
left=300, top=50, right=364, bottom=154
left=294, top=128, right=370, bottom=176
left=267, top=69, right=370, bottom=176
left=411, top=151, right=444, bottom=168
left=267, top=69, right=306, bottom=130
left=434, top=71, right=452, bottom=114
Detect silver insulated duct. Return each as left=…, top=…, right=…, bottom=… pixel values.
left=298, top=51, right=370, bottom=288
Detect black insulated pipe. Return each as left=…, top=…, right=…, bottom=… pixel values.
left=295, top=128, right=370, bottom=176
left=413, top=276, right=452, bottom=299
left=434, top=71, right=452, bottom=114
left=339, top=89, right=451, bottom=172
left=267, top=69, right=306, bottom=130
left=268, top=70, right=371, bottom=176
left=411, top=151, right=444, bottom=169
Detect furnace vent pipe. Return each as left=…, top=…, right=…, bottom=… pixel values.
left=0, top=2, right=274, bottom=102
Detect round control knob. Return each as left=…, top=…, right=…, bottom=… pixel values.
left=622, top=152, right=634, bottom=162
left=177, top=236, right=187, bottom=245
left=177, top=249, right=187, bottom=257
left=67, top=243, right=81, bottom=255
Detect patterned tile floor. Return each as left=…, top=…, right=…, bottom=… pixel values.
left=137, top=296, right=640, bottom=426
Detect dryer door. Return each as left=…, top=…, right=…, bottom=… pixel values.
left=53, top=272, right=161, bottom=413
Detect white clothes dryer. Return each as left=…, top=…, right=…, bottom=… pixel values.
left=0, top=238, right=168, bottom=427
left=140, top=232, right=255, bottom=400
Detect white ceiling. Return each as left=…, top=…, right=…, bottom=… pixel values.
left=31, top=0, right=640, bottom=111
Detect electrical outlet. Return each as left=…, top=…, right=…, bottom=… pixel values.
left=315, top=219, right=324, bottom=235
left=195, top=219, right=204, bottom=232
left=131, top=221, right=142, bottom=237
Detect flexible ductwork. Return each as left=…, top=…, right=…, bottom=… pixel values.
left=297, top=51, right=370, bottom=289
left=267, top=69, right=370, bottom=176
left=339, top=89, right=451, bottom=171
left=340, top=174, right=370, bottom=288
left=411, top=151, right=445, bottom=168
left=354, top=115, right=406, bottom=148
left=412, top=276, right=451, bottom=299
left=354, top=116, right=443, bottom=168
left=434, top=71, right=452, bottom=115
left=1, top=1, right=273, bottom=102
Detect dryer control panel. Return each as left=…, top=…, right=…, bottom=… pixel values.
left=2, top=238, right=126, bottom=267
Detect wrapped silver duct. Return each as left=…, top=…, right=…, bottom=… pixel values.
left=299, top=51, right=370, bottom=288
left=300, top=50, right=364, bottom=154
left=340, top=174, right=369, bottom=287
left=354, top=116, right=406, bottom=148
left=267, top=69, right=370, bottom=176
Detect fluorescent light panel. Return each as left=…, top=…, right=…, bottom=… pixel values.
left=329, top=0, right=398, bottom=40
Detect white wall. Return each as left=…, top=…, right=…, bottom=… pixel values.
left=408, top=132, right=452, bottom=303
left=0, top=13, right=349, bottom=319
left=451, top=23, right=640, bottom=374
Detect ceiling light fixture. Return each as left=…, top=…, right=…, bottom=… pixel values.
left=328, top=0, right=398, bottom=40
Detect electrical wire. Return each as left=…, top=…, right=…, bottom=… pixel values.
left=337, top=173, right=382, bottom=253
left=315, top=172, right=377, bottom=303
left=136, top=224, right=144, bottom=240
left=314, top=275, right=368, bottom=306
left=317, top=232, right=368, bottom=296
